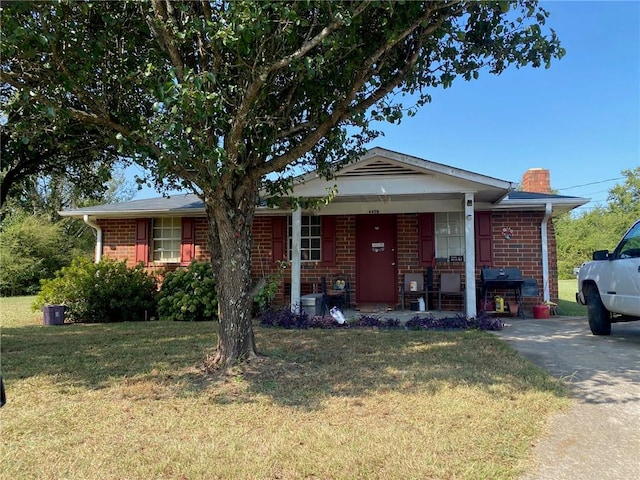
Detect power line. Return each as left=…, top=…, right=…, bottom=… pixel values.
left=556, top=177, right=623, bottom=191
left=577, top=189, right=611, bottom=198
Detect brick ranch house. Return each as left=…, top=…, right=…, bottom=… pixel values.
left=61, top=148, right=587, bottom=317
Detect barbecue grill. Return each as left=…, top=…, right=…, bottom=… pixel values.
left=480, top=267, right=525, bottom=316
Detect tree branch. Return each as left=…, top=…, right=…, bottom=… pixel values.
left=226, top=2, right=370, bottom=163
left=148, top=0, right=185, bottom=81
left=255, top=4, right=452, bottom=177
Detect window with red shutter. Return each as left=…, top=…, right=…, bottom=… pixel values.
left=152, top=217, right=181, bottom=262
left=287, top=216, right=323, bottom=261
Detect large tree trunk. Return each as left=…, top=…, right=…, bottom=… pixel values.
left=204, top=190, right=259, bottom=368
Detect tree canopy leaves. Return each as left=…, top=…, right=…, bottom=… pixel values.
left=2, top=1, right=564, bottom=199
left=0, top=91, right=122, bottom=212
left=1, top=1, right=565, bottom=365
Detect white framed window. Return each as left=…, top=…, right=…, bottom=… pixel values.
left=435, top=212, right=465, bottom=260
left=152, top=217, right=181, bottom=262
left=288, top=215, right=322, bottom=261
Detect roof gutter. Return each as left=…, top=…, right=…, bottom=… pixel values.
left=540, top=203, right=552, bottom=302
left=83, top=215, right=102, bottom=263
left=490, top=183, right=515, bottom=204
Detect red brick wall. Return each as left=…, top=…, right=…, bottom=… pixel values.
left=98, top=211, right=558, bottom=313
left=193, top=217, right=210, bottom=263
left=490, top=211, right=557, bottom=310
left=99, top=218, right=137, bottom=265
left=396, top=214, right=419, bottom=274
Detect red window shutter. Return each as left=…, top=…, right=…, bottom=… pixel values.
left=475, top=211, right=493, bottom=266
left=135, top=219, right=149, bottom=264
left=418, top=213, right=435, bottom=265
left=271, top=217, right=286, bottom=262
left=321, top=216, right=336, bottom=265
left=181, top=217, right=196, bottom=265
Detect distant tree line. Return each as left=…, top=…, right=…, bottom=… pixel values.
left=555, top=167, right=640, bottom=279
left=0, top=169, right=135, bottom=296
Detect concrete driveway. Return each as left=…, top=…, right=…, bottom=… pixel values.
left=492, top=316, right=640, bottom=480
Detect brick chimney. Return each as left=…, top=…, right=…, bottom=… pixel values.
left=522, top=168, right=551, bottom=193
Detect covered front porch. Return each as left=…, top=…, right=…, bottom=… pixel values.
left=258, top=148, right=521, bottom=318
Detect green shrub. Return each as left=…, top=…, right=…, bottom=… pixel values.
left=0, top=214, right=89, bottom=296
left=33, top=257, right=158, bottom=323
left=157, top=261, right=217, bottom=321
left=253, top=260, right=287, bottom=314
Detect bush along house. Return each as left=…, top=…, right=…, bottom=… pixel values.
left=61, top=148, right=588, bottom=317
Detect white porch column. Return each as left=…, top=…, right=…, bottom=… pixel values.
left=290, top=207, right=302, bottom=312
left=464, top=193, right=477, bottom=317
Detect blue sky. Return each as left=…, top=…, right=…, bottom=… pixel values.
left=132, top=1, right=639, bottom=215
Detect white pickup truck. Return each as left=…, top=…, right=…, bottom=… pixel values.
left=576, top=219, right=640, bottom=335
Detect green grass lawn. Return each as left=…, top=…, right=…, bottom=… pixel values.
left=557, top=279, right=587, bottom=316
left=1, top=296, right=571, bottom=480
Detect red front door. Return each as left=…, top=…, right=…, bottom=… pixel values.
left=356, top=215, right=397, bottom=304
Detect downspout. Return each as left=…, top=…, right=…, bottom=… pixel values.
left=83, top=215, right=102, bottom=263
left=540, top=203, right=552, bottom=302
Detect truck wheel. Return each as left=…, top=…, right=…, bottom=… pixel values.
left=586, top=285, right=611, bottom=335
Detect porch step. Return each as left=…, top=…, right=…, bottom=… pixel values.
left=355, top=303, right=394, bottom=313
